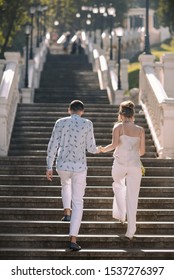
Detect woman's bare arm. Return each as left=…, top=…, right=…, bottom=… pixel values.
left=101, top=124, right=120, bottom=153
left=139, top=127, right=145, bottom=156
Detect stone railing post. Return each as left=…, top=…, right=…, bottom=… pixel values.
left=160, top=101, right=174, bottom=158
left=0, top=59, right=6, bottom=81
left=21, top=39, right=48, bottom=103
left=154, top=61, right=163, bottom=85
left=139, top=54, right=155, bottom=100
left=121, top=58, right=129, bottom=91
left=0, top=52, right=20, bottom=156
left=162, top=53, right=174, bottom=98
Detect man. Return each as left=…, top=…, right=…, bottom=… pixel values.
left=46, top=100, right=100, bottom=251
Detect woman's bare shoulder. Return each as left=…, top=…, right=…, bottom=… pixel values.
left=135, top=124, right=145, bottom=134
left=113, top=122, right=122, bottom=129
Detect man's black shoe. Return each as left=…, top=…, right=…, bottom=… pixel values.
left=69, top=242, right=81, bottom=251
left=61, top=215, right=71, bottom=221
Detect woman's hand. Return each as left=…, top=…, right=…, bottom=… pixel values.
left=100, top=146, right=106, bottom=153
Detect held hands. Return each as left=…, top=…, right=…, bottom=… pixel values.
left=96, top=146, right=106, bottom=153
left=46, top=170, right=53, bottom=181
left=100, top=146, right=106, bottom=153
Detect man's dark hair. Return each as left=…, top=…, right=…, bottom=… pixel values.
left=69, top=100, right=84, bottom=112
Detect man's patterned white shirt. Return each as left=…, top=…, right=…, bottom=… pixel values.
left=47, top=114, right=98, bottom=172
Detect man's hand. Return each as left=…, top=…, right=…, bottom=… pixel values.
left=46, top=170, right=53, bottom=181
left=100, top=146, right=106, bottom=153
left=96, top=146, right=102, bottom=153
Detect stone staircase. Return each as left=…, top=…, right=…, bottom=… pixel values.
left=0, top=53, right=174, bottom=260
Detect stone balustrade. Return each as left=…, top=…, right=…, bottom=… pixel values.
left=139, top=54, right=174, bottom=158
left=0, top=52, right=20, bottom=156
left=87, top=37, right=129, bottom=105
left=21, top=38, right=49, bottom=103
left=0, top=38, right=49, bottom=156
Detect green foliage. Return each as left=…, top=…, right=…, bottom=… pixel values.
left=0, top=0, right=129, bottom=56
left=128, top=67, right=140, bottom=89
left=0, top=0, right=33, bottom=57
left=157, top=0, right=174, bottom=32
left=128, top=38, right=174, bottom=89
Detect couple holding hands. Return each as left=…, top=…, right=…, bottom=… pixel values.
left=46, top=99, right=145, bottom=251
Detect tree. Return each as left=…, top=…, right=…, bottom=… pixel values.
left=0, top=0, right=129, bottom=57
left=157, top=0, right=174, bottom=33
left=0, top=0, right=33, bottom=57
left=0, top=0, right=52, bottom=57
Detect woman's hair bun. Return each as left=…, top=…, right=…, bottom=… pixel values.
left=119, top=100, right=135, bottom=118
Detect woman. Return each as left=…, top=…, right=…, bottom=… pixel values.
left=101, top=100, right=145, bottom=240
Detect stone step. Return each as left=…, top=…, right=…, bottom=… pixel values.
left=14, top=112, right=147, bottom=119
left=1, top=166, right=174, bottom=177
left=40, top=73, right=99, bottom=79
left=41, top=63, right=92, bottom=69
left=41, top=64, right=93, bottom=70
left=8, top=150, right=157, bottom=157
left=45, top=53, right=89, bottom=61
left=0, top=196, right=173, bottom=209
left=14, top=117, right=147, bottom=125
left=1, top=156, right=168, bottom=166
left=9, top=135, right=153, bottom=144
left=4, top=174, right=171, bottom=187
left=0, top=247, right=173, bottom=260
left=0, top=233, right=174, bottom=248
left=8, top=144, right=157, bottom=154
left=0, top=208, right=173, bottom=221
left=3, top=174, right=171, bottom=186
left=12, top=121, right=126, bottom=128
left=10, top=132, right=153, bottom=141
left=12, top=121, right=148, bottom=129
left=35, top=88, right=106, bottom=93
left=16, top=103, right=142, bottom=111
left=35, top=91, right=107, bottom=96
left=9, top=139, right=154, bottom=149
left=0, top=184, right=173, bottom=196
left=35, top=87, right=106, bottom=92
left=39, top=81, right=100, bottom=86
left=34, top=98, right=110, bottom=103
left=0, top=221, right=174, bottom=235
left=10, top=128, right=152, bottom=138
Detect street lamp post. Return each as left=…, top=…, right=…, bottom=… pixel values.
left=24, top=23, right=31, bottom=88
left=42, top=5, right=48, bottom=36
left=144, top=0, right=151, bottom=54
left=99, top=4, right=106, bottom=49
left=29, top=6, right=36, bottom=59
left=116, top=27, right=124, bottom=90
left=36, top=5, right=42, bottom=47
left=107, top=4, right=116, bottom=60
left=86, top=14, right=92, bottom=37
left=92, top=5, right=98, bottom=44
left=76, top=12, right=81, bottom=31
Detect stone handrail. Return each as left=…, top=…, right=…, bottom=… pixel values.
left=21, top=38, right=49, bottom=103
left=0, top=38, right=49, bottom=156
left=0, top=54, right=20, bottom=156
left=86, top=38, right=129, bottom=105
left=139, top=54, right=174, bottom=158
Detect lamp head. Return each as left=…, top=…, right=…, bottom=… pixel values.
left=93, top=5, right=98, bottom=14
left=30, top=6, right=36, bottom=15
left=107, top=4, right=115, bottom=16
left=76, top=13, right=81, bottom=18
left=24, top=22, right=32, bottom=35
left=116, top=26, right=124, bottom=37
left=99, top=4, right=106, bottom=14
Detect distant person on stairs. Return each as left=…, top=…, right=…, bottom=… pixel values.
left=46, top=100, right=100, bottom=251
left=100, top=100, right=145, bottom=240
